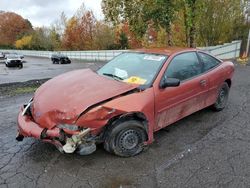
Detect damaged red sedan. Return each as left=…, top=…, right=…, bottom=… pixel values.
left=16, top=48, right=234, bottom=157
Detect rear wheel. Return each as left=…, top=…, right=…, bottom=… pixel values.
left=211, top=82, right=230, bottom=111
left=104, top=120, right=147, bottom=157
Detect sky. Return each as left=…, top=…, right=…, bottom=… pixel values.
left=0, top=0, right=104, bottom=27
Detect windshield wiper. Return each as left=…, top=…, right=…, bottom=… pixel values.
left=102, top=73, right=124, bottom=81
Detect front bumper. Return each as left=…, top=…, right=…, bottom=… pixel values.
left=17, top=111, right=95, bottom=155
left=17, top=111, right=60, bottom=139
left=17, top=111, right=64, bottom=151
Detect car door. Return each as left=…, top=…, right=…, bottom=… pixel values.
left=197, top=52, right=225, bottom=106
left=154, top=52, right=209, bottom=130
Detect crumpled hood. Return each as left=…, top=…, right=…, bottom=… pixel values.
left=32, top=69, right=137, bottom=129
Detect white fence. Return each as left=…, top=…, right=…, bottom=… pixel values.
left=0, top=50, right=126, bottom=61
left=198, top=40, right=241, bottom=60
left=1, top=40, right=241, bottom=61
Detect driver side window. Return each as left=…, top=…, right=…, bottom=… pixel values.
left=164, top=52, right=202, bottom=81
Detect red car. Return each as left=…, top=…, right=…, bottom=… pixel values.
left=16, top=48, right=234, bottom=157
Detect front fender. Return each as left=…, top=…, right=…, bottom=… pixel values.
left=76, top=88, right=155, bottom=143
left=75, top=106, right=125, bottom=135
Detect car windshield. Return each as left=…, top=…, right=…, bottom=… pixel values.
left=54, top=54, right=66, bottom=57
left=97, top=52, right=167, bottom=86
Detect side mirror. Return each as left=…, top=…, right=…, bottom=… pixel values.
left=160, top=77, right=180, bottom=89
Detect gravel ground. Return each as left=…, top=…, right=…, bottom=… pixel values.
left=0, top=60, right=250, bottom=188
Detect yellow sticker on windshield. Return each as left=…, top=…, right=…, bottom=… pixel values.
left=124, top=76, right=147, bottom=85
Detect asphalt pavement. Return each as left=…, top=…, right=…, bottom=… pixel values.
left=0, top=56, right=105, bottom=84
left=0, top=58, right=250, bottom=188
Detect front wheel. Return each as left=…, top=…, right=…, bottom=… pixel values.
left=104, top=120, right=147, bottom=157
left=211, top=82, right=230, bottom=111
left=18, top=63, right=23, bottom=69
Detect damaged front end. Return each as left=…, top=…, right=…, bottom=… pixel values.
left=16, top=99, right=97, bottom=155
left=16, top=69, right=141, bottom=155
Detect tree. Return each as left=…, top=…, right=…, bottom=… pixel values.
left=49, top=27, right=61, bottom=50
left=115, top=22, right=142, bottom=48
left=0, top=12, right=33, bottom=48
left=62, top=4, right=97, bottom=50
left=119, top=31, right=129, bottom=49
left=29, top=27, right=53, bottom=50
left=62, top=17, right=79, bottom=50
left=145, top=0, right=176, bottom=46
left=15, top=35, right=32, bottom=49
left=93, top=21, right=116, bottom=50
left=78, top=10, right=97, bottom=49
left=53, top=12, right=67, bottom=38
left=197, top=0, right=243, bottom=46
left=102, top=0, right=176, bottom=45
left=181, top=0, right=199, bottom=47
left=102, top=0, right=148, bottom=37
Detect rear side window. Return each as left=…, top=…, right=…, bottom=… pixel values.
left=165, top=52, right=202, bottom=81
left=198, top=52, right=221, bottom=72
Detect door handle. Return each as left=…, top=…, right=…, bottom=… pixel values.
left=200, top=80, right=207, bottom=86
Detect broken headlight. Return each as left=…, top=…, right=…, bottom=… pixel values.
left=22, top=98, right=33, bottom=116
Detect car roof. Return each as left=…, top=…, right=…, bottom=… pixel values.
left=133, top=47, right=196, bottom=56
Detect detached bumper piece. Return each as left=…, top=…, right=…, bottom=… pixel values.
left=63, top=128, right=97, bottom=155
left=17, top=111, right=96, bottom=155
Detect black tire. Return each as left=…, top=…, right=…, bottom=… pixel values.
left=18, top=64, right=23, bottom=69
left=211, top=82, right=230, bottom=111
left=104, top=120, right=147, bottom=157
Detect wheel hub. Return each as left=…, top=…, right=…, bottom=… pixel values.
left=120, top=130, right=139, bottom=150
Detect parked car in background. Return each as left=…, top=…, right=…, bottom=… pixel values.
left=3, top=52, right=10, bottom=58
left=5, top=54, right=23, bottom=68
left=17, top=48, right=234, bottom=157
left=0, top=52, right=5, bottom=60
left=3, top=52, right=24, bottom=59
left=51, top=53, right=71, bottom=64
left=13, top=53, right=24, bottom=59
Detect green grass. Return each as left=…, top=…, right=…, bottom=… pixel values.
left=12, top=86, right=38, bottom=95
